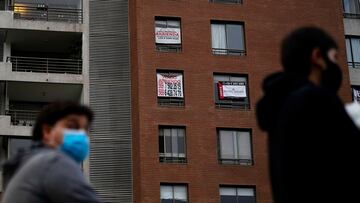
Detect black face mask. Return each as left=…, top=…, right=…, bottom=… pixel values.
left=320, top=56, right=342, bottom=93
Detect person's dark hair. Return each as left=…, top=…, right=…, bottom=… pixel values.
left=281, top=27, right=338, bottom=77
left=32, top=102, right=93, bottom=141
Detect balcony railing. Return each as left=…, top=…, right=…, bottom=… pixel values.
left=219, top=158, right=253, bottom=166
left=6, top=109, right=39, bottom=126
left=7, top=56, right=83, bottom=75
left=9, top=3, right=83, bottom=23
left=344, top=12, right=360, bottom=19
left=212, top=48, right=246, bottom=56
left=210, top=0, right=243, bottom=4
left=156, top=44, right=182, bottom=53
left=348, top=61, right=360, bottom=69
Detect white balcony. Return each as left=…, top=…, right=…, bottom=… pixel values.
left=0, top=10, right=83, bottom=33
left=0, top=115, right=32, bottom=137
left=0, top=61, right=83, bottom=84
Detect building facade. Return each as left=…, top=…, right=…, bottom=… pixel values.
left=0, top=0, right=354, bottom=203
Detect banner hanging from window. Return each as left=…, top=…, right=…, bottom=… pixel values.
left=353, top=88, right=360, bottom=103
left=157, top=73, right=184, bottom=98
left=155, top=27, right=181, bottom=44
left=218, top=81, right=247, bottom=99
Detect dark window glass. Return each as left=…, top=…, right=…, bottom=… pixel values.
left=159, top=127, right=186, bottom=163
left=343, top=0, right=360, bottom=17
left=211, top=22, right=246, bottom=56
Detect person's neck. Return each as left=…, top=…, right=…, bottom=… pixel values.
left=308, top=67, right=322, bottom=86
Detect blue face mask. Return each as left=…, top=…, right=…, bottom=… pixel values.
left=60, top=130, right=89, bottom=163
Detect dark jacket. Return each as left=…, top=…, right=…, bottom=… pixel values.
left=257, top=72, right=360, bottom=203
left=1, top=147, right=102, bottom=203
left=1, top=142, right=44, bottom=190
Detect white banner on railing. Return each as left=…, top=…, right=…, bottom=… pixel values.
left=157, top=73, right=184, bottom=98
left=155, top=27, right=181, bottom=44
left=218, top=81, right=247, bottom=99
left=353, top=88, right=360, bottom=103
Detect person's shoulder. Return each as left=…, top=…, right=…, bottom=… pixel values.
left=27, top=148, right=77, bottom=168
left=288, top=83, right=337, bottom=104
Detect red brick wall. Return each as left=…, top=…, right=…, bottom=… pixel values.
left=131, top=0, right=349, bottom=203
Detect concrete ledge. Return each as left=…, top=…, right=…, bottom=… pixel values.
left=0, top=11, right=83, bottom=33
left=349, top=68, right=360, bottom=86
left=344, top=18, right=360, bottom=36
left=0, top=62, right=83, bottom=84
left=0, top=116, right=32, bottom=137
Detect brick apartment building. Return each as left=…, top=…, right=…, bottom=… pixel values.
left=0, top=0, right=356, bottom=203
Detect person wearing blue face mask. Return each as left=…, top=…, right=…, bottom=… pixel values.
left=1, top=102, right=103, bottom=203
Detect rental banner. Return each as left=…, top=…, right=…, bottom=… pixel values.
left=218, top=81, right=247, bottom=99
left=157, top=73, right=184, bottom=98
left=155, top=27, right=181, bottom=44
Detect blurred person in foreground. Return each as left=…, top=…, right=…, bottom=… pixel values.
left=1, top=102, right=103, bottom=203
left=257, top=27, right=360, bottom=203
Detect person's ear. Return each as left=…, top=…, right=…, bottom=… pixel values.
left=42, top=124, right=52, bottom=143
left=311, top=48, right=326, bottom=71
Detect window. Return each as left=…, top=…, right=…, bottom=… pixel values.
left=161, top=184, right=188, bottom=203
left=220, top=186, right=256, bottom=203
left=343, top=0, right=360, bottom=18
left=157, top=70, right=184, bottom=106
left=218, top=129, right=253, bottom=165
left=214, top=74, right=250, bottom=109
left=159, top=126, right=186, bottom=163
left=346, top=37, right=360, bottom=68
left=211, top=21, right=246, bottom=56
left=155, top=17, right=182, bottom=52
left=210, top=0, right=243, bottom=4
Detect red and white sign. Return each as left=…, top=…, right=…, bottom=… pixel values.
left=218, top=81, right=247, bottom=99
left=157, top=73, right=184, bottom=98
left=155, top=27, right=181, bottom=44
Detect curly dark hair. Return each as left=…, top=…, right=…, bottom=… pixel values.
left=32, top=102, right=93, bottom=141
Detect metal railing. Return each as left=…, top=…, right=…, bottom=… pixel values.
left=344, top=12, right=360, bottom=18
left=212, top=48, right=247, bottom=56
left=156, top=44, right=182, bottom=53
left=210, top=0, right=243, bottom=4
left=159, top=156, right=187, bottom=164
left=7, top=56, right=83, bottom=74
left=158, top=97, right=185, bottom=107
left=219, top=158, right=253, bottom=166
left=9, top=3, right=83, bottom=23
left=348, top=61, right=360, bottom=69
left=6, top=109, right=39, bottom=126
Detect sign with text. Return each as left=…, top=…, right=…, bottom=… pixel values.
left=218, top=81, right=247, bottom=99
left=155, top=27, right=181, bottom=44
left=157, top=73, right=184, bottom=98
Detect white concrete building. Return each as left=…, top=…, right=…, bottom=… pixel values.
left=0, top=0, right=88, bottom=194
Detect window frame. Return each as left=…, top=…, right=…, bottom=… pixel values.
left=210, top=0, right=243, bottom=4
left=345, top=36, right=360, bottom=69
left=155, top=16, right=182, bottom=53
left=219, top=185, right=256, bottom=203
left=211, top=20, right=246, bottom=56
left=213, top=73, right=250, bottom=109
left=343, top=0, right=360, bottom=18
left=159, top=126, right=187, bottom=164
left=157, top=69, right=185, bottom=107
left=160, top=183, right=189, bottom=203
left=217, top=128, right=254, bottom=166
